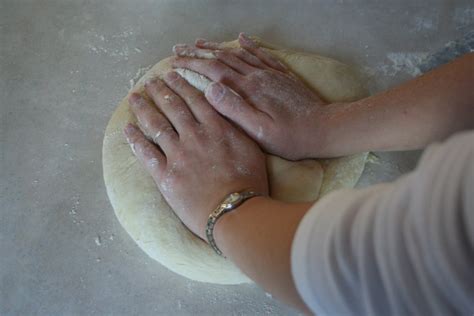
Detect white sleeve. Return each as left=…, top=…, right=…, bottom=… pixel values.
left=291, top=131, right=474, bottom=316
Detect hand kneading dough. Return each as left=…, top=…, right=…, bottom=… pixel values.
left=102, top=38, right=368, bottom=284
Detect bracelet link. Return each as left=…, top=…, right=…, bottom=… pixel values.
left=206, top=190, right=260, bottom=257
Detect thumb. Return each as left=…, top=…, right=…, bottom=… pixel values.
left=205, top=82, right=270, bottom=139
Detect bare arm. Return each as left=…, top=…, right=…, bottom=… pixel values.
left=315, top=52, right=474, bottom=157
left=124, top=36, right=474, bottom=314
left=172, top=35, right=474, bottom=159
left=214, top=197, right=313, bottom=314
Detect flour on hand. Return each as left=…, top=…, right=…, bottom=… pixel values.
left=103, top=39, right=368, bottom=284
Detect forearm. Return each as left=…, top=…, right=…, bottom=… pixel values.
left=312, top=53, right=474, bottom=157
left=214, top=196, right=313, bottom=314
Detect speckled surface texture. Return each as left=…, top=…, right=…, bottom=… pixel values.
left=1, top=1, right=473, bottom=315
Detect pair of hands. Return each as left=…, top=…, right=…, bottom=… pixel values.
left=124, top=33, right=326, bottom=240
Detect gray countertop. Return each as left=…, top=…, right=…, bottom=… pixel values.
left=1, top=1, right=473, bottom=315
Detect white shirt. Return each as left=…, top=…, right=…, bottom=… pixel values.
left=291, top=131, right=474, bottom=315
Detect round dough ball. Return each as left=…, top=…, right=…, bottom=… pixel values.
left=102, top=39, right=368, bottom=284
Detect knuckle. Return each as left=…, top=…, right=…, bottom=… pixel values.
left=221, top=68, right=238, bottom=82
left=149, top=79, right=165, bottom=91
left=260, top=69, right=274, bottom=77
left=167, top=97, right=183, bottom=109
left=147, top=115, right=164, bottom=129
left=172, top=77, right=186, bottom=89
left=250, top=69, right=273, bottom=81
left=141, top=142, right=155, bottom=157
left=151, top=86, right=167, bottom=99
left=218, top=50, right=232, bottom=59
left=152, top=125, right=174, bottom=142
left=236, top=47, right=250, bottom=57
left=208, top=59, right=222, bottom=69
left=187, top=94, right=205, bottom=105
left=160, top=125, right=175, bottom=137
left=161, top=93, right=175, bottom=103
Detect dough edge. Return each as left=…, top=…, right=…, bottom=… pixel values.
left=102, top=38, right=368, bottom=284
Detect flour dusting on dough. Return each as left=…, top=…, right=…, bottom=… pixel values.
left=103, top=39, right=368, bottom=284
left=129, top=66, right=152, bottom=90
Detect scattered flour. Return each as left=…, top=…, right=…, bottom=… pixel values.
left=412, top=16, right=437, bottom=32
left=454, top=7, right=474, bottom=29
left=363, top=51, right=428, bottom=93
left=94, top=235, right=102, bottom=246
left=87, top=29, right=143, bottom=62
left=68, top=195, right=84, bottom=225
left=129, top=66, right=152, bottom=90
left=369, top=52, right=428, bottom=78
left=385, top=52, right=428, bottom=77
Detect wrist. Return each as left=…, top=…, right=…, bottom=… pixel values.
left=213, top=195, right=270, bottom=250
left=298, top=104, right=331, bottom=158
left=303, top=102, right=352, bottom=158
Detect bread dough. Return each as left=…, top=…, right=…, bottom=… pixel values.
left=102, top=39, right=368, bottom=284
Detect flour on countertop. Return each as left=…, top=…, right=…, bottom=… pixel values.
left=364, top=52, right=428, bottom=79
left=94, top=235, right=102, bottom=246
left=453, top=7, right=474, bottom=29
left=68, top=194, right=84, bottom=225
left=412, top=16, right=437, bottom=32
left=87, top=29, right=143, bottom=61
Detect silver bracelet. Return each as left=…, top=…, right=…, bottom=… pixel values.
left=206, top=190, right=260, bottom=257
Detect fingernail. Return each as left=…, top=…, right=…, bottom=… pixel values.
left=172, top=44, right=187, bottom=55
left=195, top=38, right=207, bottom=45
left=128, top=93, right=143, bottom=105
left=164, top=71, right=180, bottom=82
left=124, top=123, right=137, bottom=137
left=205, top=82, right=224, bottom=102
left=239, top=32, right=257, bottom=47
left=144, top=77, right=157, bottom=87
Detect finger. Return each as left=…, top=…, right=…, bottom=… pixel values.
left=180, top=41, right=265, bottom=74
left=128, top=93, right=179, bottom=152
left=229, top=47, right=271, bottom=70
left=194, top=37, right=269, bottom=70
left=204, top=82, right=271, bottom=140
left=238, top=33, right=289, bottom=73
left=173, top=44, right=215, bottom=59
left=214, top=50, right=258, bottom=75
left=174, top=45, right=259, bottom=75
left=170, top=57, right=245, bottom=93
left=162, top=71, right=217, bottom=123
left=124, top=123, right=166, bottom=181
left=194, top=38, right=226, bottom=50
left=144, top=78, right=198, bottom=134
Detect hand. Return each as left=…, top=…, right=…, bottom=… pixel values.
left=124, top=71, right=268, bottom=240
left=171, top=33, right=327, bottom=160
